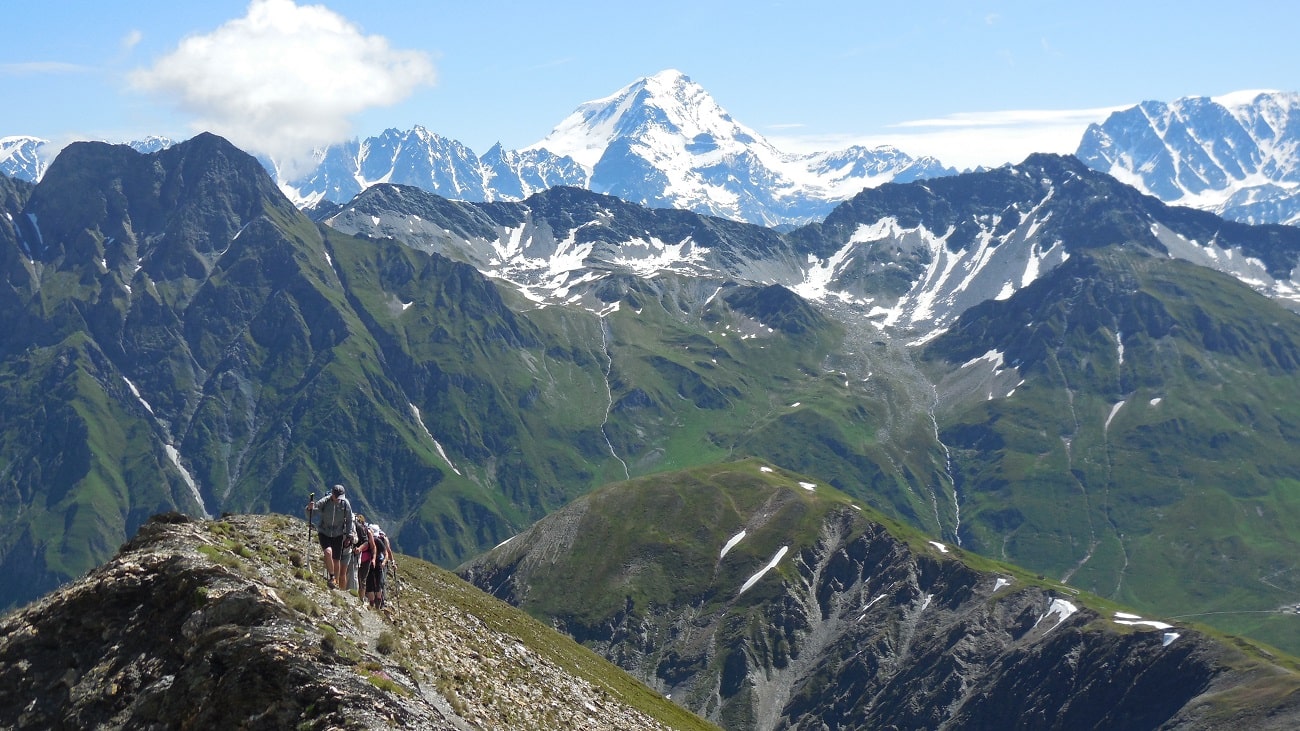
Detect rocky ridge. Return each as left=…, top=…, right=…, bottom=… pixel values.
left=0, top=513, right=713, bottom=731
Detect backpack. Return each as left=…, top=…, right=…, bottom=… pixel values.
left=372, top=532, right=388, bottom=568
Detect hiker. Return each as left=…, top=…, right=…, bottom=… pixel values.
left=354, top=515, right=376, bottom=603
left=365, top=523, right=395, bottom=609
left=343, top=515, right=364, bottom=593
left=306, top=484, right=356, bottom=589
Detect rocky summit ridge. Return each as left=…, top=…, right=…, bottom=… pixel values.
left=0, top=513, right=713, bottom=731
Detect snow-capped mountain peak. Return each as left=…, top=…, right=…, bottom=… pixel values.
left=1, top=136, right=178, bottom=182
left=528, top=69, right=774, bottom=170
left=1076, top=90, right=1300, bottom=224
left=519, top=70, right=953, bottom=226
left=0, top=136, right=51, bottom=182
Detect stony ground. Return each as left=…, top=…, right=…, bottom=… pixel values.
left=0, top=512, right=714, bottom=731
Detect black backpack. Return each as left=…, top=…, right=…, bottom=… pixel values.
left=373, top=532, right=388, bottom=568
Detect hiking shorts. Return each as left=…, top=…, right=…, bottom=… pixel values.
left=318, top=532, right=345, bottom=556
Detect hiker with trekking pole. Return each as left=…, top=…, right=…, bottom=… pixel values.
left=364, top=522, right=395, bottom=609
left=305, top=484, right=357, bottom=590
left=353, top=514, right=376, bottom=603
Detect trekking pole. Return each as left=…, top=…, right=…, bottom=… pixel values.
left=380, top=561, right=395, bottom=614
left=384, top=556, right=395, bottom=608
left=306, top=492, right=315, bottom=568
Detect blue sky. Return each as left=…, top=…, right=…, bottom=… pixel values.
left=4, top=1, right=1298, bottom=170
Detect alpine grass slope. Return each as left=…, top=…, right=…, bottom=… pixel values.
left=461, top=461, right=1300, bottom=730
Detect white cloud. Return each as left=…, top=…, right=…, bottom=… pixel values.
left=128, top=0, right=435, bottom=178
left=0, top=62, right=90, bottom=76
left=121, top=29, right=143, bottom=53
left=770, top=105, right=1127, bottom=170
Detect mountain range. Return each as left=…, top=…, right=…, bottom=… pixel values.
left=5, top=128, right=1300, bottom=657
left=8, top=75, right=1300, bottom=233
left=1077, top=90, right=1300, bottom=225
left=6, top=71, right=1300, bottom=728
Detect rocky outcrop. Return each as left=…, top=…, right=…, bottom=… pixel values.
left=0, top=513, right=713, bottom=731
left=460, top=462, right=1300, bottom=730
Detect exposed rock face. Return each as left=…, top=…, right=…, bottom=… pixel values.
left=0, top=513, right=711, bottom=731
left=1076, top=91, right=1300, bottom=226
left=460, top=462, right=1300, bottom=730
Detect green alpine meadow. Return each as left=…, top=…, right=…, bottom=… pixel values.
left=459, top=460, right=1300, bottom=729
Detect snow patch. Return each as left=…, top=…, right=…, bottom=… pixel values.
left=1105, top=401, right=1126, bottom=431
left=1034, top=598, right=1079, bottom=633
left=759, top=466, right=774, bottom=473
left=122, top=377, right=154, bottom=415
left=739, top=545, right=789, bottom=595
left=858, top=593, right=887, bottom=621
left=798, top=481, right=816, bottom=491
left=993, top=577, right=1011, bottom=592
left=411, top=404, right=461, bottom=475
left=792, top=238, right=857, bottom=301
left=720, top=530, right=747, bottom=559
left=961, top=350, right=1006, bottom=371
left=1113, top=610, right=1174, bottom=630
left=928, top=540, right=950, bottom=554
left=165, top=445, right=211, bottom=519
